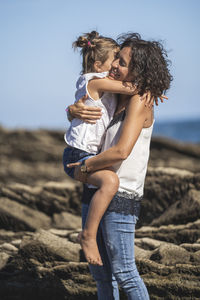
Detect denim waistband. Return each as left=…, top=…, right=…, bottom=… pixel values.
left=81, top=185, right=142, bottom=217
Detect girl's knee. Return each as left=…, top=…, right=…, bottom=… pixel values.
left=104, top=172, right=119, bottom=186
left=102, top=172, right=119, bottom=193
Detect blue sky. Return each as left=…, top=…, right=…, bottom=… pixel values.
left=0, top=0, right=200, bottom=129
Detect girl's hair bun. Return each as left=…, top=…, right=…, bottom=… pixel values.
left=87, top=30, right=99, bottom=41
left=73, top=31, right=99, bottom=49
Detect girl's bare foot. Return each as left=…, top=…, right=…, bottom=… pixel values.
left=80, top=231, right=103, bottom=266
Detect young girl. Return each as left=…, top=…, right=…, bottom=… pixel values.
left=63, top=31, right=137, bottom=266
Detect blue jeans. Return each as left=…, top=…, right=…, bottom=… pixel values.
left=82, top=190, right=150, bottom=300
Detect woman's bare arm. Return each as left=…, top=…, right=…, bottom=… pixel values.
left=85, top=95, right=148, bottom=171
left=68, top=96, right=102, bottom=124
left=67, top=95, right=151, bottom=175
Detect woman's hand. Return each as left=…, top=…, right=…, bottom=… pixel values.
left=140, top=92, right=168, bottom=107
left=68, top=95, right=102, bottom=124
left=67, top=161, right=81, bottom=168
left=67, top=161, right=88, bottom=183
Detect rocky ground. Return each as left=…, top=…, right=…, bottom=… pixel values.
left=0, top=126, right=200, bottom=299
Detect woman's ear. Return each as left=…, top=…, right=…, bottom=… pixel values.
left=93, top=61, right=103, bottom=72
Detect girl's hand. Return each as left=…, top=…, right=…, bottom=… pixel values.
left=140, top=92, right=168, bottom=107
left=122, top=82, right=137, bottom=92
left=156, top=94, right=168, bottom=106
left=68, top=95, right=102, bottom=124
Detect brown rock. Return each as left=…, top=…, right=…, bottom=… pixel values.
left=20, top=229, right=81, bottom=262
left=0, top=243, right=18, bottom=252
left=135, top=237, right=165, bottom=250
left=0, top=260, right=97, bottom=300
left=53, top=211, right=81, bottom=229
left=180, top=243, right=200, bottom=252
left=150, top=189, right=200, bottom=227
left=136, top=217, right=200, bottom=244
left=139, top=167, right=200, bottom=228
left=1, top=127, right=200, bottom=299
left=150, top=243, right=191, bottom=265
left=0, top=252, right=10, bottom=270
left=134, top=245, right=152, bottom=259
left=0, top=181, right=82, bottom=216
left=68, top=232, right=80, bottom=244
left=48, top=228, right=72, bottom=237
left=0, top=197, right=51, bottom=231
left=11, top=239, right=22, bottom=247
left=149, top=136, right=200, bottom=173
left=0, top=230, right=24, bottom=243
left=191, top=250, right=200, bottom=263
left=0, top=127, right=67, bottom=185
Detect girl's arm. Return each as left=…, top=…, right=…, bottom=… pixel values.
left=87, top=77, right=137, bottom=100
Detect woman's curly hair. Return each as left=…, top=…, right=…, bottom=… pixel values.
left=117, top=33, right=173, bottom=97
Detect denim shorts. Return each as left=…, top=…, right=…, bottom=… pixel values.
left=63, top=147, right=94, bottom=179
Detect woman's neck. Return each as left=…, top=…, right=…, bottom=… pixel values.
left=115, top=95, right=130, bottom=115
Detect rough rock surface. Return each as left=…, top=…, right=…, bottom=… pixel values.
left=0, top=197, right=51, bottom=231
left=20, top=229, right=81, bottom=262
left=0, top=127, right=200, bottom=299
left=1, top=126, right=200, bottom=186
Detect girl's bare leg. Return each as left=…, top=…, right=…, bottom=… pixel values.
left=75, top=169, right=119, bottom=266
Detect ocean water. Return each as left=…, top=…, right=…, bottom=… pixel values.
left=153, top=119, right=200, bottom=144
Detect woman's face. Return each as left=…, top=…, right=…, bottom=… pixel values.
left=109, top=47, right=133, bottom=81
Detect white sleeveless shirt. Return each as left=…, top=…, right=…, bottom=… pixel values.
left=65, top=72, right=117, bottom=154
left=101, top=111, right=154, bottom=197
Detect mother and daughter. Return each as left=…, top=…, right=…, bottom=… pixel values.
left=63, top=31, right=172, bottom=299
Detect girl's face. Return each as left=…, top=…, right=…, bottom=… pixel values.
left=93, top=47, right=119, bottom=73
left=109, top=47, right=133, bottom=81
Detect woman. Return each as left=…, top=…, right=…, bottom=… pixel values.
left=66, top=33, right=172, bottom=299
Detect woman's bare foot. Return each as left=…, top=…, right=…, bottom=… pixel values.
left=80, top=231, right=103, bottom=266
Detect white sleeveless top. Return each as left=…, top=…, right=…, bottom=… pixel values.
left=101, top=111, right=154, bottom=197
left=64, top=72, right=117, bottom=154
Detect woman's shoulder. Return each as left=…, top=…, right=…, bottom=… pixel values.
left=127, top=94, right=153, bottom=114
left=125, top=95, right=146, bottom=116
left=124, top=95, right=154, bottom=128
